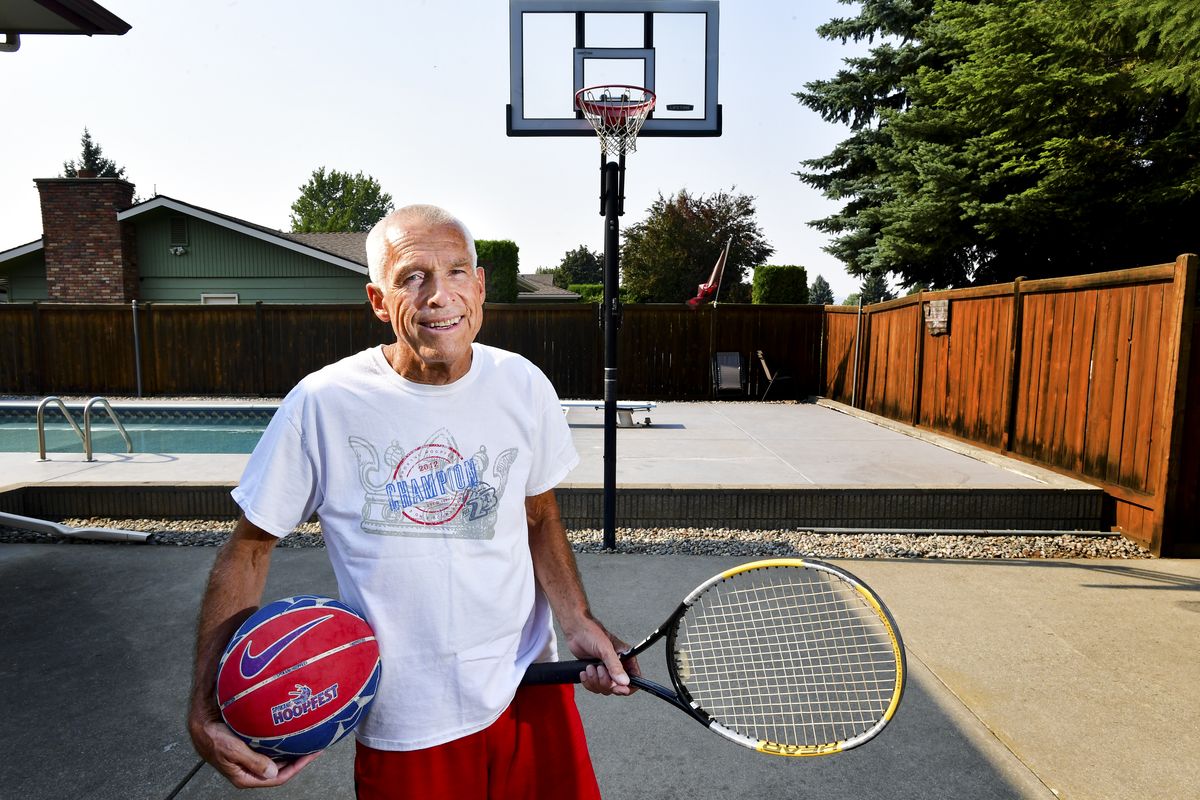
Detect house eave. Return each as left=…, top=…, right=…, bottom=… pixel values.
left=117, top=197, right=368, bottom=276
left=0, top=239, right=44, bottom=264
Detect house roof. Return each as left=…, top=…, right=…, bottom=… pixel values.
left=116, top=196, right=369, bottom=275
left=0, top=193, right=580, bottom=302
left=517, top=273, right=580, bottom=300
left=0, top=239, right=44, bottom=263
left=0, top=0, right=131, bottom=36
left=284, top=231, right=369, bottom=265
left=0, top=195, right=371, bottom=275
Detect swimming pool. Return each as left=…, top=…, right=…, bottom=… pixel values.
left=0, top=402, right=278, bottom=454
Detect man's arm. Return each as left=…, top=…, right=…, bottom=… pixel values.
left=187, top=515, right=320, bottom=787
left=526, top=489, right=637, bottom=696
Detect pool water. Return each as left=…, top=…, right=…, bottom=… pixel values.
left=2, top=421, right=269, bottom=454
left=0, top=404, right=276, bottom=455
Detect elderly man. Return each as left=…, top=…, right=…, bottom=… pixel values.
left=187, top=205, right=632, bottom=798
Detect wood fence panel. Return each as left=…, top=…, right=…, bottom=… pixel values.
left=920, top=295, right=1012, bottom=448
left=862, top=303, right=918, bottom=421
left=147, top=305, right=260, bottom=395
left=713, top=305, right=824, bottom=399
left=1101, top=287, right=1136, bottom=487
left=622, top=305, right=710, bottom=399
left=822, top=308, right=858, bottom=403
left=39, top=304, right=136, bottom=394
left=259, top=305, right=371, bottom=395
left=1063, top=289, right=1098, bottom=473
left=1123, top=284, right=1166, bottom=489
left=0, top=305, right=37, bottom=394
left=478, top=304, right=601, bottom=398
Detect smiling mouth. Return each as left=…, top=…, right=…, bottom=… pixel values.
left=421, top=316, right=462, bottom=330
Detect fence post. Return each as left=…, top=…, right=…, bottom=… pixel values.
left=1000, top=277, right=1025, bottom=453
left=1151, top=253, right=1198, bottom=556
left=31, top=301, right=44, bottom=395
left=911, top=292, right=925, bottom=425
left=851, top=296, right=863, bottom=408
left=131, top=300, right=143, bottom=397
left=255, top=301, right=267, bottom=397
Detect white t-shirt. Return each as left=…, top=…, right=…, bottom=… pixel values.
left=231, top=343, right=579, bottom=750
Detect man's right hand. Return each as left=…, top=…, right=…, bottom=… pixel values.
left=188, top=714, right=320, bottom=788
left=187, top=517, right=318, bottom=788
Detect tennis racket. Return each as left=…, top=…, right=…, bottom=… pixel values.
left=523, top=558, right=905, bottom=756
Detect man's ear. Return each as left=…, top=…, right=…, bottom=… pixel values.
left=366, top=282, right=389, bottom=322
left=476, top=267, right=487, bottom=302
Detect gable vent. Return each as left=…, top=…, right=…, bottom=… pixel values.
left=169, top=215, right=189, bottom=246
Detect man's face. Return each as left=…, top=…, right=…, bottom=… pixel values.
left=366, top=220, right=486, bottom=384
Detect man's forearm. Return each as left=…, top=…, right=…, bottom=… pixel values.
left=188, top=517, right=277, bottom=726
left=526, top=489, right=594, bottom=632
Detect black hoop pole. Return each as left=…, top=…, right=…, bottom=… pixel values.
left=601, top=159, right=622, bottom=551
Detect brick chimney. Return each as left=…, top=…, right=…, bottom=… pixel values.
left=35, top=177, right=139, bottom=302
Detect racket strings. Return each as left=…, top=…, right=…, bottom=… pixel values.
left=675, top=568, right=899, bottom=748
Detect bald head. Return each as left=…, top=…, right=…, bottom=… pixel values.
left=366, top=205, right=477, bottom=285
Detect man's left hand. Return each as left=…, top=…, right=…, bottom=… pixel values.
left=566, top=620, right=640, bottom=697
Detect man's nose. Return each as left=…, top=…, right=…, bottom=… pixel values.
left=423, top=274, right=452, bottom=305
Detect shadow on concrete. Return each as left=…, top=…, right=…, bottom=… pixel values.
left=0, top=545, right=1053, bottom=800
left=862, top=557, right=1200, bottom=591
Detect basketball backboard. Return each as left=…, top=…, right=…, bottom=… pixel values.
left=507, top=0, right=720, bottom=137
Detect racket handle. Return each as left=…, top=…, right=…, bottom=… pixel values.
left=521, top=659, right=601, bottom=685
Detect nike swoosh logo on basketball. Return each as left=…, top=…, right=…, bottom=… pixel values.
left=239, top=614, right=333, bottom=679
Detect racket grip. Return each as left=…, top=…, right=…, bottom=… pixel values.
left=521, top=659, right=601, bottom=685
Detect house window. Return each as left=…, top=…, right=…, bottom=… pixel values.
left=169, top=216, right=189, bottom=246
left=200, top=293, right=239, bottom=305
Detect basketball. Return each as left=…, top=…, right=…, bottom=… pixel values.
left=216, top=595, right=382, bottom=758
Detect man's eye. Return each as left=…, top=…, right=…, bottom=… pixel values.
left=402, top=273, right=425, bottom=286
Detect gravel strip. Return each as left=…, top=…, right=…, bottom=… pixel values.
left=0, top=518, right=1151, bottom=559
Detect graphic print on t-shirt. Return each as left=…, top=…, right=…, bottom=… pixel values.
left=348, top=428, right=518, bottom=540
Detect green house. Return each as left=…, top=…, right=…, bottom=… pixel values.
left=0, top=177, right=373, bottom=304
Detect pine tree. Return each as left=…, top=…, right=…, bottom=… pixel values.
left=809, top=274, right=835, bottom=305
left=62, top=128, right=127, bottom=179
left=797, top=0, right=1200, bottom=287
left=860, top=271, right=895, bottom=305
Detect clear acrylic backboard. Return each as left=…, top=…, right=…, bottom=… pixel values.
left=507, top=0, right=720, bottom=137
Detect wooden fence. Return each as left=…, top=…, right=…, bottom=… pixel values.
left=0, top=301, right=822, bottom=401
left=824, top=255, right=1198, bottom=556
left=2, top=258, right=1194, bottom=555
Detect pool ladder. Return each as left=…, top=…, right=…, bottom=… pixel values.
left=37, top=396, right=133, bottom=462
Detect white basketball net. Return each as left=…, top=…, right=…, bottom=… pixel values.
left=575, top=85, right=657, bottom=155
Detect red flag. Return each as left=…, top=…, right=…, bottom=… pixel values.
left=686, top=238, right=732, bottom=308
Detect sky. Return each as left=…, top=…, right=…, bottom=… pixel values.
left=1, top=0, right=872, bottom=301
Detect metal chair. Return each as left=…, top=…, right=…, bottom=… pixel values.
left=756, top=350, right=794, bottom=400
left=712, top=352, right=747, bottom=397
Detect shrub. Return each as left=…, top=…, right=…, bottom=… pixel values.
left=476, top=239, right=519, bottom=303
left=752, top=265, right=809, bottom=304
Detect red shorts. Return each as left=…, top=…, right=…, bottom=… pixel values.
left=353, top=684, right=601, bottom=800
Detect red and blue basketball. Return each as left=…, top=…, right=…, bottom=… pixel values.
left=216, top=595, right=381, bottom=758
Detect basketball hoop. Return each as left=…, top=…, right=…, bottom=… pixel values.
left=575, top=85, right=656, bottom=155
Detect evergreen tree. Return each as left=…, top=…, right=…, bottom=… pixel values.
left=290, top=167, right=394, bottom=233
left=797, top=0, right=1200, bottom=287
left=860, top=270, right=896, bottom=305
left=62, top=128, right=127, bottom=179
left=809, top=274, right=835, bottom=305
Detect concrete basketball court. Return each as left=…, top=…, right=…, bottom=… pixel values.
left=0, top=401, right=1193, bottom=798
left=1, top=544, right=1197, bottom=800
